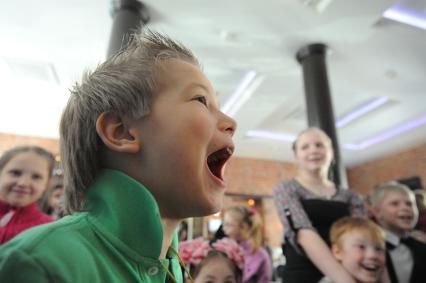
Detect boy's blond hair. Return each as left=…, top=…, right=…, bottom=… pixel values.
left=369, top=181, right=414, bottom=208
left=330, top=217, right=385, bottom=249
left=60, top=29, right=200, bottom=213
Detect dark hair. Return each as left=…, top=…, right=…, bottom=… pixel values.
left=192, top=250, right=242, bottom=282
left=38, top=182, right=64, bottom=215
left=0, top=146, right=55, bottom=177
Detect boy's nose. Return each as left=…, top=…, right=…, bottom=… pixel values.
left=366, top=247, right=382, bottom=258
left=219, top=112, right=237, bottom=137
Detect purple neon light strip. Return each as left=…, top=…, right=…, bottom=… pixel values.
left=383, top=6, right=426, bottom=30
left=336, top=97, right=389, bottom=128
left=246, top=115, right=426, bottom=150
left=344, top=114, right=426, bottom=150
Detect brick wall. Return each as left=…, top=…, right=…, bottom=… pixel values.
left=1, top=133, right=425, bottom=248
left=224, top=144, right=426, bottom=247
left=347, top=143, right=426, bottom=195
left=0, top=133, right=59, bottom=156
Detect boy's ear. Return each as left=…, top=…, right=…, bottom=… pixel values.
left=96, top=112, right=140, bottom=153
left=331, top=244, right=343, bottom=261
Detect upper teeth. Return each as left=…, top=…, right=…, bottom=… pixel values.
left=362, top=262, right=379, bottom=270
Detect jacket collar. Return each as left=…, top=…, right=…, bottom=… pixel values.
left=0, top=200, right=38, bottom=213
left=84, top=169, right=177, bottom=259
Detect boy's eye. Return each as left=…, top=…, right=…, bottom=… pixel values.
left=193, top=95, right=207, bottom=106
left=356, top=244, right=365, bottom=250
left=375, top=246, right=385, bottom=253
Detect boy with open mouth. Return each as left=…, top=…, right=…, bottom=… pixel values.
left=0, top=29, right=237, bottom=283
left=370, top=182, right=426, bottom=283
left=320, top=217, right=386, bottom=283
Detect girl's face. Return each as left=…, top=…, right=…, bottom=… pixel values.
left=194, top=257, right=237, bottom=283
left=294, top=129, right=333, bottom=173
left=223, top=212, right=244, bottom=241
left=0, top=152, right=50, bottom=208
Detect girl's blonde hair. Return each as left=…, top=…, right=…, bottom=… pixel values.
left=60, top=29, right=199, bottom=213
left=291, top=127, right=332, bottom=153
left=0, top=146, right=55, bottom=177
left=224, top=206, right=263, bottom=253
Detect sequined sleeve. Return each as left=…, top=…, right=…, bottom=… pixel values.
left=273, top=180, right=316, bottom=250
left=346, top=190, right=367, bottom=217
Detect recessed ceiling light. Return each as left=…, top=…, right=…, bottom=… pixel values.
left=220, top=30, right=239, bottom=41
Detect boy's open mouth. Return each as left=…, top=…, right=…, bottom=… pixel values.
left=207, top=147, right=234, bottom=181
left=397, top=214, right=413, bottom=221
left=361, top=262, right=381, bottom=272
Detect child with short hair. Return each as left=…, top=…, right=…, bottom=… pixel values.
left=319, top=217, right=386, bottom=283
left=179, top=237, right=244, bottom=283
left=370, top=182, right=426, bottom=283
left=223, top=206, right=273, bottom=283
left=0, top=29, right=236, bottom=282
left=0, top=146, right=55, bottom=244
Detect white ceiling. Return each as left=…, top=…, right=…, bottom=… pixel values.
left=0, top=0, right=425, bottom=167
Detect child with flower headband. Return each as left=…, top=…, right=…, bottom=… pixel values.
left=223, top=206, right=273, bottom=283
left=179, top=237, right=244, bottom=283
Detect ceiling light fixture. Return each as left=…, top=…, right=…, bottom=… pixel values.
left=383, top=6, right=426, bottom=30
left=246, top=114, right=426, bottom=150
left=344, top=114, right=426, bottom=150
left=221, top=70, right=263, bottom=117
left=246, top=129, right=296, bottom=142
left=336, top=96, right=389, bottom=128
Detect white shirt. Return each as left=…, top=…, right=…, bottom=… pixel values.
left=385, top=230, right=413, bottom=283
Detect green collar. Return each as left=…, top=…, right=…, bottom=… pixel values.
left=84, top=169, right=178, bottom=259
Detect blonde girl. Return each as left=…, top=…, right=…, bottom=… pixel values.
left=223, top=206, right=272, bottom=283
left=0, top=146, right=55, bottom=244
left=273, top=127, right=366, bottom=283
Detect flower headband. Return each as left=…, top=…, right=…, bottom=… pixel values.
left=179, top=237, right=245, bottom=270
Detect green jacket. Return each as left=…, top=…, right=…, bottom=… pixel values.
left=0, top=169, right=183, bottom=283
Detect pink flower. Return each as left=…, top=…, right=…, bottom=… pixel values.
left=178, top=237, right=245, bottom=271
left=179, top=237, right=210, bottom=266
left=212, top=238, right=245, bottom=270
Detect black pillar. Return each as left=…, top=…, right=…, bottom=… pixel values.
left=107, top=0, right=150, bottom=57
left=296, top=43, right=347, bottom=188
